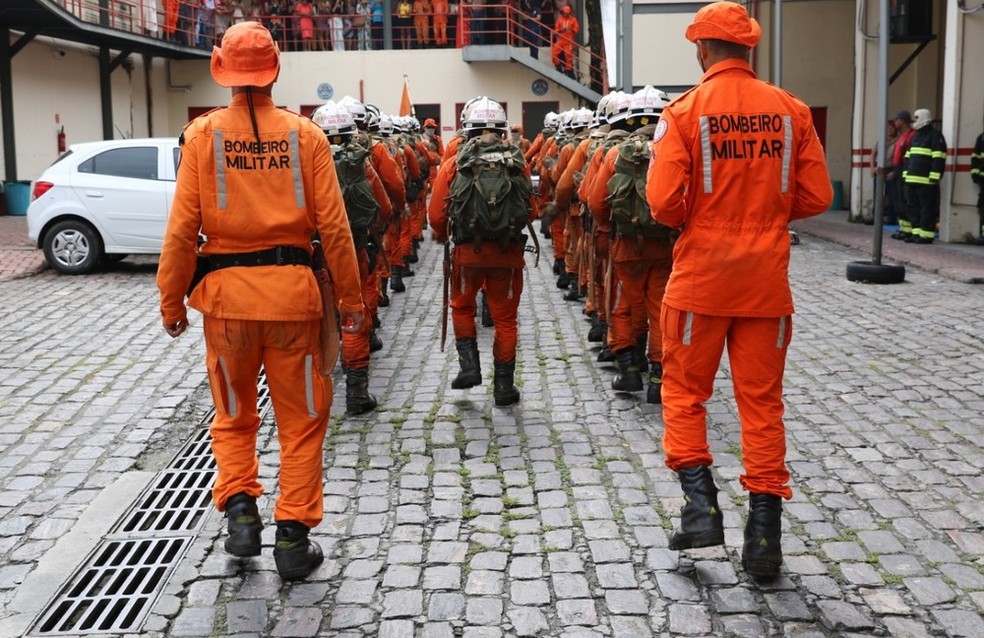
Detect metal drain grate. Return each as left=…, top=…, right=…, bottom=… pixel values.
left=31, top=537, right=191, bottom=635
left=31, top=371, right=275, bottom=635
left=113, top=470, right=215, bottom=534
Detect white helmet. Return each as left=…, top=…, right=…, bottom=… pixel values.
left=594, top=92, right=617, bottom=126
left=378, top=114, right=395, bottom=136
left=568, top=107, right=594, bottom=132
left=557, top=109, right=575, bottom=135
left=462, top=97, right=508, bottom=133
left=364, top=103, right=381, bottom=131
left=337, top=95, right=367, bottom=125
left=460, top=95, right=487, bottom=126
left=543, top=111, right=559, bottom=128
left=605, top=91, right=632, bottom=124
left=311, top=101, right=357, bottom=136
left=628, top=86, right=669, bottom=120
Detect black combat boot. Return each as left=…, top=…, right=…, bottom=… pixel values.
left=587, top=317, right=606, bottom=343
left=556, top=270, right=572, bottom=289
left=668, top=466, right=725, bottom=550
left=563, top=278, right=582, bottom=301
left=403, top=264, right=416, bottom=277
left=390, top=266, right=406, bottom=292
left=273, top=521, right=324, bottom=581
left=372, top=314, right=381, bottom=330
left=611, top=348, right=643, bottom=392
left=646, top=362, right=663, bottom=404
left=224, top=493, right=263, bottom=557
left=553, top=258, right=564, bottom=275
left=451, top=337, right=482, bottom=389
left=345, top=368, right=377, bottom=415
left=407, top=239, right=419, bottom=263
left=634, top=335, right=648, bottom=367
left=493, top=360, right=521, bottom=406
left=597, top=344, right=615, bottom=362
left=379, top=280, right=390, bottom=307
left=480, top=292, right=494, bottom=327
left=742, top=493, right=784, bottom=580
left=368, top=329, right=383, bottom=353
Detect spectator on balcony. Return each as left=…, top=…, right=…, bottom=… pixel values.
left=552, top=4, right=577, bottom=78
left=215, top=0, right=233, bottom=41
left=413, top=0, right=431, bottom=48
left=231, top=0, right=245, bottom=24
left=163, top=0, right=178, bottom=40
left=329, top=0, right=347, bottom=50
left=354, top=0, right=372, bottom=48
left=448, top=0, right=458, bottom=45
left=197, top=0, right=216, bottom=47
left=519, top=0, right=543, bottom=57
left=432, top=0, right=448, bottom=45
left=296, top=0, right=316, bottom=51
left=176, top=0, right=196, bottom=46
left=396, top=0, right=414, bottom=48
left=370, top=0, right=384, bottom=48
left=469, top=0, right=487, bottom=45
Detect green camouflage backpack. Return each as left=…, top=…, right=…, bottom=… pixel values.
left=607, top=135, right=672, bottom=241
left=333, top=141, right=379, bottom=243
left=448, top=133, right=532, bottom=248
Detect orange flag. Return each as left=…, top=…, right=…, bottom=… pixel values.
left=399, top=76, right=414, bottom=117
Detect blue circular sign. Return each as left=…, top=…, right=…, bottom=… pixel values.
left=531, top=79, right=549, bottom=97
left=317, top=83, right=334, bottom=100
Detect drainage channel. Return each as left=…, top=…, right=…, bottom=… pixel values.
left=27, top=372, right=273, bottom=636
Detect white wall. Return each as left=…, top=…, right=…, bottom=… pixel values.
left=165, top=48, right=583, bottom=139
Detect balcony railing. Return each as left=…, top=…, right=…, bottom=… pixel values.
left=48, top=1, right=605, bottom=92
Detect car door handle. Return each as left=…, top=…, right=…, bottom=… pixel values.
left=84, top=191, right=104, bottom=198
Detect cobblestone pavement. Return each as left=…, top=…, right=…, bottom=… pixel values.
left=0, top=231, right=982, bottom=637
left=0, top=216, right=46, bottom=282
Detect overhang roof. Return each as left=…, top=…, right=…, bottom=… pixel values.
left=0, top=0, right=209, bottom=59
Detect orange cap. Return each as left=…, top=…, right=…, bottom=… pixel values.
left=510, top=124, right=522, bottom=133
left=685, top=1, right=761, bottom=48
left=210, top=22, right=280, bottom=88
left=424, top=118, right=437, bottom=127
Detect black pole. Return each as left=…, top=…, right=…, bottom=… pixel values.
left=100, top=47, right=113, bottom=140
left=1, top=26, right=16, bottom=182
left=871, top=0, right=889, bottom=265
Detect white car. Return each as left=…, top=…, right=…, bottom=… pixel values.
left=27, top=138, right=181, bottom=275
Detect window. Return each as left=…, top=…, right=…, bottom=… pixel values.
left=172, top=147, right=182, bottom=176
left=79, top=147, right=159, bottom=180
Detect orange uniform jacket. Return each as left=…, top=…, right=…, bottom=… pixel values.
left=158, top=93, right=362, bottom=323
left=580, top=143, right=611, bottom=231
left=554, top=137, right=591, bottom=211
left=646, top=59, right=833, bottom=317
left=369, top=140, right=407, bottom=212
left=524, top=132, right=545, bottom=163
left=428, top=147, right=532, bottom=269
left=555, top=14, right=579, bottom=47
left=366, top=163, right=394, bottom=228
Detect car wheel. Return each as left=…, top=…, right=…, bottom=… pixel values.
left=103, top=253, right=129, bottom=264
left=845, top=260, right=906, bottom=284
left=43, top=220, right=104, bottom=275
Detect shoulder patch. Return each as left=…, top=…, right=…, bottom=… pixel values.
left=653, top=119, right=668, bottom=143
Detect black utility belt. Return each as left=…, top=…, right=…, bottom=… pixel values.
left=206, top=246, right=311, bottom=271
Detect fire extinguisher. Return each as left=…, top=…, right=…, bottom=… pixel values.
left=57, top=126, right=66, bottom=154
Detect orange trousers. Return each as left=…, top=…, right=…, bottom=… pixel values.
left=450, top=263, right=523, bottom=362
left=552, top=42, right=574, bottom=71
left=608, top=249, right=672, bottom=358
left=551, top=212, right=566, bottom=260
left=564, top=213, right=583, bottom=275
left=592, top=232, right=609, bottom=322
left=433, top=16, right=447, bottom=44
left=410, top=198, right=426, bottom=241
left=385, top=217, right=405, bottom=273
left=204, top=317, right=331, bottom=528
left=660, top=305, right=794, bottom=500
left=341, top=247, right=371, bottom=369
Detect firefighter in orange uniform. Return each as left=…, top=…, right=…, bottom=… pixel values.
left=553, top=107, right=594, bottom=302
left=431, top=0, right=449, bottom=45
left=428, top=97, right=533, bottom=406
left=587, top=87, right=671, bottom=402
left=157, top=22, right=365, bottom=581
left=312, top=100, right=393, bottom=415
left=646, top=2, right=833, bottom=580
left=347, top=99, right=407, bottom=302
left=552, top=5, right=579, bottom=77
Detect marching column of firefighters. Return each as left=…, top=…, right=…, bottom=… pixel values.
left=161, top=2, right=832, bottom=584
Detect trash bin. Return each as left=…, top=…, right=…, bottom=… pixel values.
left=831, top=180, right=845, bottom=211
left=3, top=181, right=31, bottom=216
